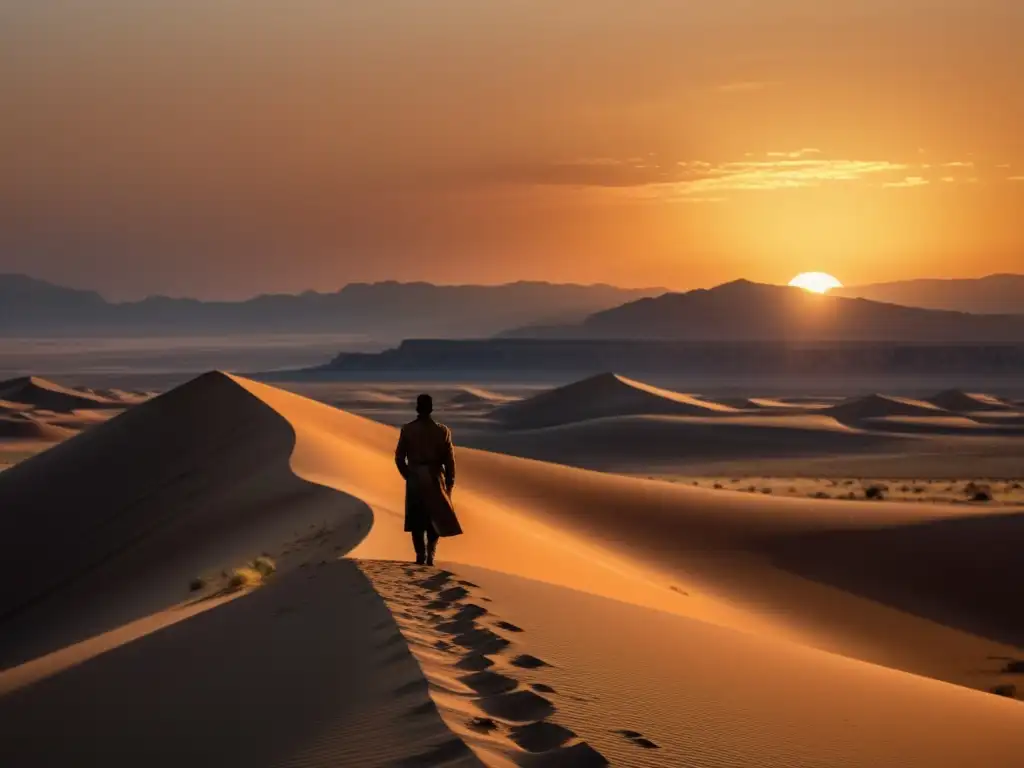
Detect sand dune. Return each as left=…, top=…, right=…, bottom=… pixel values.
left=0, top=376, right=121, bottom=412
left=447, top=386, right=518, bottom=406
left=3, top=371, right=1024, bottom=766
left=494, top=372, right=737, bottom=429
left=0, top=416, right=76, bottom=441
left=826, top=392, right=945, bottom=421
left=0, top=372, right=369, bottom=668
left=463, top=412, right=909, bottom=471
left=929, top=389, right=1014, bottom=412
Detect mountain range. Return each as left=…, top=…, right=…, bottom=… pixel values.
left=0, top=274, right=662, bottom=339
left=499, top=280, right=1024, bottom=342
left=835, top=274, right=1023, bottom=314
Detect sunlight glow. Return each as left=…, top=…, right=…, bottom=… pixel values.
left=788, top=272, right=843, bottom=294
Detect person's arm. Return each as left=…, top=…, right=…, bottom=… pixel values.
left=442, top=428, right=456, bottom=492
left=394, top=429, right=409, bottom=479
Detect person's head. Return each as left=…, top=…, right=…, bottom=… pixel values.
left=416, top=393, right=433, bottom=416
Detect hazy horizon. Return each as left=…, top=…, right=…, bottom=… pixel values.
left=2, top=2, right=1022, bottom=300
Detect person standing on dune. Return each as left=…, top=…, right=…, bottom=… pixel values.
left=395, top=393, right=462, bottom=565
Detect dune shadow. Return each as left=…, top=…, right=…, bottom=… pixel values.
left=0, top=560, right=468, bottom=768
left=0, top=373, right=376, bottom=669
left=770, top=511, right=1024, bottom=649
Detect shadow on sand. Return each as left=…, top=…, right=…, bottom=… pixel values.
left=0, top=560, right=476, bottom=768
left=771, top=511, right=1024, bottom=650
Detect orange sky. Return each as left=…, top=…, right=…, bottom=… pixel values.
left=1, top=1, right=1022, bottom=299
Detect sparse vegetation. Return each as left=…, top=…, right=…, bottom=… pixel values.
left=189, top=576, right=207, bottom=592
left=990, top=684, right=1017, bottom=698
left=667, top=476, right=1022, bottom=505
left=864, top=485, right=887, bottom=500
left=964, top=482, right=993, bottom=502
left=228, top=567, right=264, bottom=590
left=252, top=556, right=277, bottom=576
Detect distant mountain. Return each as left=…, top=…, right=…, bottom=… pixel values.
left=834, top=274, right=1024, bottom=314
left=498, top=280, right=1024, bottom=342
left=0, top=274, right=664, bottom=339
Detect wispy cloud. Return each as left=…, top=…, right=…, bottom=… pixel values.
left=884, top=176, right=929, bottom=188
left=474, top=151, right=996, bottom=202
left=671, top=158, right=908, bottom=196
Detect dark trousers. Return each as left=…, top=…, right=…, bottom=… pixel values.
left=411, top=527, right=439, bottom=563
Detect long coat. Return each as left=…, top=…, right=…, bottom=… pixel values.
left=394, top=416, right=462, bottom=537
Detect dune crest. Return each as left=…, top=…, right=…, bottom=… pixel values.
left=929, top=389, right=1013, bottom=412
left=0, top=376, right=120, bottom=412
left=826, top=393, right=945, bottom=421
left=494, top=371, right=736, bottom=429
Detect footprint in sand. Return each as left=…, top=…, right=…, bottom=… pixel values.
left=510, top=654, right=551, bottom=669
left=615, top=729, right=660, bottom=749
left=467, top=716, right=499, bottom=733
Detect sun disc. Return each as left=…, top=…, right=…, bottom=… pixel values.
left=789, top=272, right=842, bottom=294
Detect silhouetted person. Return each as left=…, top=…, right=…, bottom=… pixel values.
left=395, top=393, right=461, bottom=565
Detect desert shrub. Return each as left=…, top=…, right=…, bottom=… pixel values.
left=964, top=482, right=993, bottom=502
left=900, top=485, right=911, bottom=493
left=913, top=486, right=925, bottom=494
left=842, top=480, right=855, bottom=486
left=252, top=556, right=277, bottom=576
left=845, top=492, right=856, bottom=500
left=228, top=567, right=263, bottom=590
left=713, top=483, right=723, bottom=490
left=864, top=485, right=886, bottom=500
left=1010, top=482, right=1022, bottom=490
left=761, top=488, right=773, bottom=495
left=747, top=485, right=757, bottom=493
left=812, top=491, right=831, bottom=499
left=1003, top=660, right=1024, bottom=674
left=189, top=576, right=207, bottom=592
left=990, top=684, right=1017, bottom=698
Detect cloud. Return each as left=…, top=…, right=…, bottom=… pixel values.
left=474, top=150, right=1003, bottom=201
left=670, top=158, right=909, bottom=195
left=884, top=176, right=929, bottom=188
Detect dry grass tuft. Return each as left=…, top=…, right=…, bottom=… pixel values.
left=228, top=567, right=264, bottom=590
left=864, top=484, right=887, bottom=500
left=252, top=556, right=277, bottom=576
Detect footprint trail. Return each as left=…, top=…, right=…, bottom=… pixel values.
left=358, top=561, right=609, bottom=767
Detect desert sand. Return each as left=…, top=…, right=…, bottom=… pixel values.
left=2, top=371, right=1024, bottom=766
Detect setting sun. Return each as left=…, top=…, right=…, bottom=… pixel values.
left=789, top=272, right=843, bottom=294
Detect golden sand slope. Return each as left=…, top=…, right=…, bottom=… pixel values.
left=930, top=389, right=1014, bottom=412
left=465, top=412, right=910, bottom=470
left=826, top=393, right=946, bottom=421
left=494, top=372, right=736, bottom=428
left=2, top=372, right=1024, bottom=767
